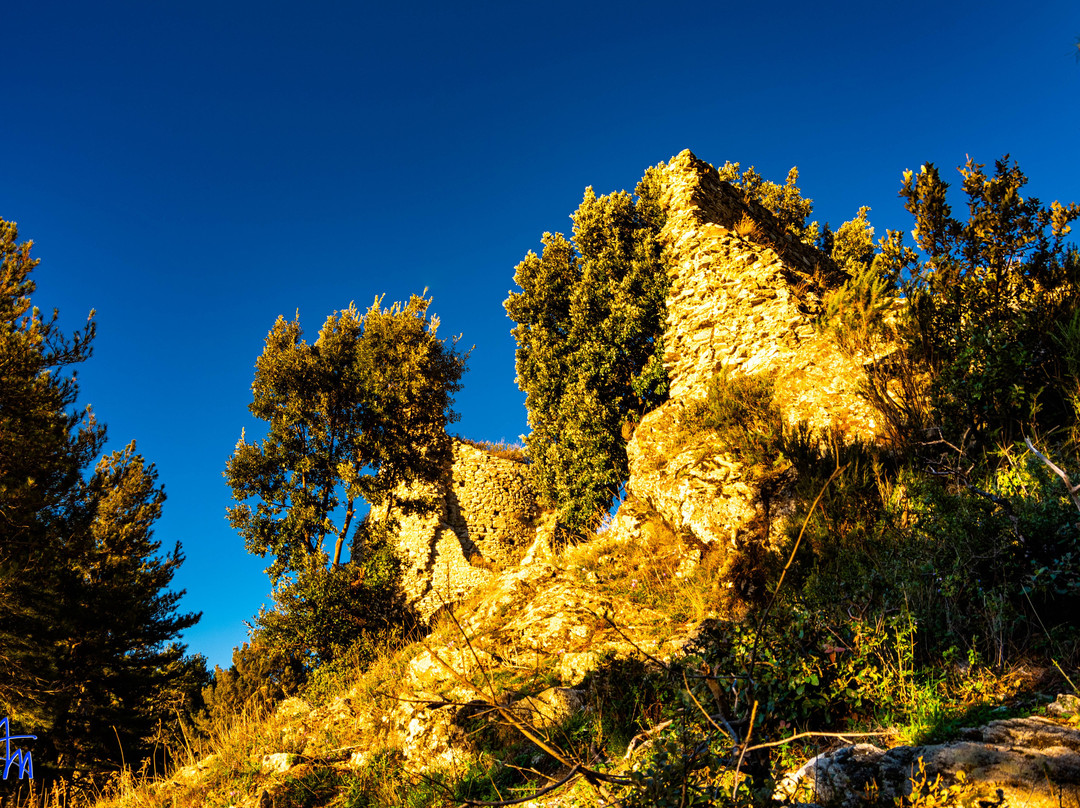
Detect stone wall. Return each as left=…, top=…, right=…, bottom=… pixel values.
left=617, top=149, right=887, bottom=600
left=658, top=149, right=878, bottom=436
left=446, top=442, right=538, bottom=566
left=381, top=439, right=540, bottom=619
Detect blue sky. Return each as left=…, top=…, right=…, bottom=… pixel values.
left=3, top=0, right=1078, bottom=671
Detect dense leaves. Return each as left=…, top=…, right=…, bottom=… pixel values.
left=505, top=167, right=669, bottom=534
left=199, top=641, right=307, bottom=728
left=826, top=157, right=1080, bottom=448
left=226, top=294, right=462, bottom=669
left=226, top=294, right=467, bottom=581
left=506, top=161, right=828, bottom=536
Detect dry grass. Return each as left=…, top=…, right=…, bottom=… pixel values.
left=733, top=213, right=764, bottom=242
left=459, top=438, right=528, bottom=463
left=565, top=513, right=730, bottom=627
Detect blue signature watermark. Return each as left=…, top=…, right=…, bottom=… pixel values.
left=1, top=717, right=35, bottom=780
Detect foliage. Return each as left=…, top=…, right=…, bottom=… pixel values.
left=1, top=218, right=103, bottom=727
left=828, top=157, right=1080, bottom=449
left=256, top=519, right=418, bottom=673
left=226, top=293, right=467, bottom=580
left=199, top=641, right=308, bottom=730
left=226, top=294, right=462, bottom=675
left=47, top=444, right=202, bottom=770
left=820, top=157, right=1080, bottom=456
left=716, top=160, right=819, bottom=243
left=686, top=370, right=785, bottom=473
left=507, top=159, right=830, bottom=536
left=899, top=450, right=1080, bottom=664
left=505, top=166, right=670, bottom=535
left=0, top=218, right=202, bottom=777
left=458, top=438, right=528, bottom=463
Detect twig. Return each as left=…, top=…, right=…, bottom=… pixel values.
left=585, top=608, right=674, bottom=674
left=457, top=765, right=581, bottom=806
left=731, top=700, right=758, bottom=800
left=421, top=611, right=633, bottom=803
left=682, top=669, right=734, bottom=744
left=745, top=729, right=888, bottom=752
left=744, top=465, right=845, bottom=703
left=1024, top=436, right=1080, bottom=513
left=623, top=720, right=675, bottom=760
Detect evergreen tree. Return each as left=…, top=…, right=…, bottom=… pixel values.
left=225, top=294, right=464, bottom=665
left=47, top=444, right=201, bottom=769
left=505, top=161, right=821, bottom=536
left=226, top=294, right=467, bottom=582
left=0, top=218, right=201, bottom=775
left=199, top=641, right=307, bottom=728
left=1, top=219, right=104, bottom=726
left=505, top=167, right=669, bottom=535
left=894, top=157, right=1079, bottom=445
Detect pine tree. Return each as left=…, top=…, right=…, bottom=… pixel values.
left=1, top=217, right=104, bottom=729
left=48, top=444, right=201, bottom=769
left=0, top=218, right=202, bottom=775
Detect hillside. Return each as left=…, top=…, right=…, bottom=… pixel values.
left=80, top=150, right=1080, bottom=808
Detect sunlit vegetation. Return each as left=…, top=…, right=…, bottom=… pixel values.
left=4, top=152, right=1079, bottom=807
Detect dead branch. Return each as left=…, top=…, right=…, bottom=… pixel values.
left=1025, top=436, right=1080, bottom=513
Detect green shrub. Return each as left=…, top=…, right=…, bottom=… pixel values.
left=256, top=520, right=419, bottom=673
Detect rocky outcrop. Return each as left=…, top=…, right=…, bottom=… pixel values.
left=616, top=149, right=883, bottom=599
left=775, top=697, right=1080, bottom=807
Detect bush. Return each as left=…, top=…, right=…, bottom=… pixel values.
left=199, top=641, right=307, bottom=731
left=255, top=519, right=419, bottom=672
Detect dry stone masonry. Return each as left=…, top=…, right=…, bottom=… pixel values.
left=658, top=149, right=879, bottom=435
left=389, top=149, right=887, bottom=612
left=380, top=439, right=540, bottom=619
left=618, top=149, right=886, bottom=599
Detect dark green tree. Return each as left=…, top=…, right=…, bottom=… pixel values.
left=505, top=160, right=822, bottom=535
left=505, top=167, right=669, bottom=534
left=199, top=641, right=307, bottom=729
left=0, top=218, right=202, bottom=775
left=47, top=444, right=201, bottom=769
left=1, top=219, right=103, bottom=726
left=225, top=294, right=464, bottom=665
left=253, top=518, right=414, bottom=669
left=897, top=157, right=1079, bottom=445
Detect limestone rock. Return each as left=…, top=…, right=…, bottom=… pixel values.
left=617, top=149, right=887, bottom=600
left=259, top=752, right=297, bottom=775
left=776, top=714, right=1080, bottom=807
left=1047, top=693, right=1080, bottom=718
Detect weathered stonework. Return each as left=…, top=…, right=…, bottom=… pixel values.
left=379, top=439, right=540, bottom=619
left=618, top=149, right=887, bottom=598
left=658, top=149, right=879, bottom=435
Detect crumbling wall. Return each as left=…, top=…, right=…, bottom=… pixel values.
left=383, top=439, right=539, bottom=619
left=617, top=149, right=886, bottom=600
left=658, top=149, right=878, bottom=435
left=446, top=442, right=538, bottom=567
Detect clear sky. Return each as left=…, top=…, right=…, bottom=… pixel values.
left=3, top=0, right=1078, bottom=671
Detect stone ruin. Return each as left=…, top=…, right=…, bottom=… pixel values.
left=388, top=148, right=888, bottom=614
left=378, top=439, right=541, bottom=619
left=613, top=148, right=887, bottom=599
